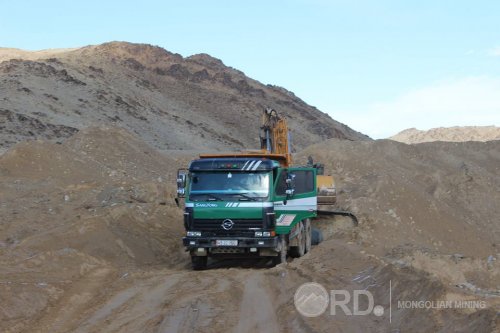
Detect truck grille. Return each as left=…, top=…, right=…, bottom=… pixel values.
left=193, top=219, right=264, bottom=236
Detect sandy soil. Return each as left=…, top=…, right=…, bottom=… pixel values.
left=1, top=127, right=499, bottom=332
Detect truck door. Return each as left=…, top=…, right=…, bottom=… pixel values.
left=273, top=168, right=317, bottom=233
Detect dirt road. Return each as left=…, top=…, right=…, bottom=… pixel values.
left=21, top=235, right=393, bottom=333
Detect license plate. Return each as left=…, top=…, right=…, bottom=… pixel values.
left=216, top=240, right=238, bottom=246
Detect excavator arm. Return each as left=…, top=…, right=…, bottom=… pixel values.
left=260, top=108, right=293, bottom=166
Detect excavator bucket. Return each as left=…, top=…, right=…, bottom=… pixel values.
left=315, top=174, right=358, bottom=226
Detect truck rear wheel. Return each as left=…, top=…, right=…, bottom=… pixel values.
left=311, top=227, right=323, bottom=245
left=289, top=220, right=306, bottom=258
left=191, top=256, right=207, bottom=270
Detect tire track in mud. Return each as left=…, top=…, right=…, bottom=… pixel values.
left=32, top=241, right=378, bottom=333
left=234, top=272, right=280, bottom=333
left=32, top=267, right=116, bottom=333
left=50, top=264, right=282, bottom=333
left=75, top=273, right=184, bottom=333
left=68, top=268, right=253, bottom=333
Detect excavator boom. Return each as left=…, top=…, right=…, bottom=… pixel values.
left=259, top=108, right=292, bottom=165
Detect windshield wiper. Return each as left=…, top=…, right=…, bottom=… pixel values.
left=190, top=193, right=223, bottom=201
left=233, top=193, right=259, bottom=201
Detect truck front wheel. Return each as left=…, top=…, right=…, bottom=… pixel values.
left=191, top=256, right=207, bottom=270
left=289, top=220, right=307, bottom=258
left=272, top=234, right=287, bottom=266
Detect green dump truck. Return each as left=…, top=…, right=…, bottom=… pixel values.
left=177, top=156, right=318, bottom=269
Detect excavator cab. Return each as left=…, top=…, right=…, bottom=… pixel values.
left=306, top=156, right=337, bottom=206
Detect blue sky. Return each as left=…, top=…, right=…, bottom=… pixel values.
left=1, top=0, right=500, bottom=138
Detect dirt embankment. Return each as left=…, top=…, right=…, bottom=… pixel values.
left=0, top=127, right=190, bottom=332
left=299, top=139, right=500, bottom=258
left=1, top=128, right=499, bottom=332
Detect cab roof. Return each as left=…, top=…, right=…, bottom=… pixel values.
left=189, top=158, right=278, bottom=172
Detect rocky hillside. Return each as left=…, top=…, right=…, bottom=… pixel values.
left=0, top=42, right=367, bottom=153
left=389, top=126, right=500, bottom=144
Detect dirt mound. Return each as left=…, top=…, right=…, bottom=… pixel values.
left=0, top=127, right=194, bottom=331
left=0, top=126, right=190, bottom=263
left=299, top=139, right=500, bottom=259
left=0, top=42, right=368, bottom=153
left=390, top=126, right=500, bottom=143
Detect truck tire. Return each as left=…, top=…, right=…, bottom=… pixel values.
left=272, top=234, right=287, bottom=266
left=311, top=227, right=323, bottom=245
left=289, top=220, right=306, bottom=258
left=191, top=256, right=207, bottom=270
left=304, top=218, right=312, bottom=253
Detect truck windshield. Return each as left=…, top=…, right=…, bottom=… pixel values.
left=189, top=172, right=269, bottom=201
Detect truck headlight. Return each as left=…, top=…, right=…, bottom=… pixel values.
left=262, top=231, right=271, bottom=237
left=187, top=231, right=201, bottom=237
left=255, top=231, right=263, bottom=237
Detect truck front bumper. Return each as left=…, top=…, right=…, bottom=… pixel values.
left=183, top=236, right=279, bottom=249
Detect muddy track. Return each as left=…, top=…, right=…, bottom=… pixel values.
left=19, top=238, right=404, bottom=333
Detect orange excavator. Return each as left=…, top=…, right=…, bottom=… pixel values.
left=201, top=107, right=357, bottom=223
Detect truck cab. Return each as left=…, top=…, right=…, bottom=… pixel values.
left=178, top=157, right=317, bottom=269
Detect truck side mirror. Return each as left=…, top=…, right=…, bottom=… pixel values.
left=286, top=174, right=296, bottom=192
left=176, top=170, right=187, bottom=199
left=177, top=187, right=185, bottom=196
left=283, top=173, right=295, bottom=205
